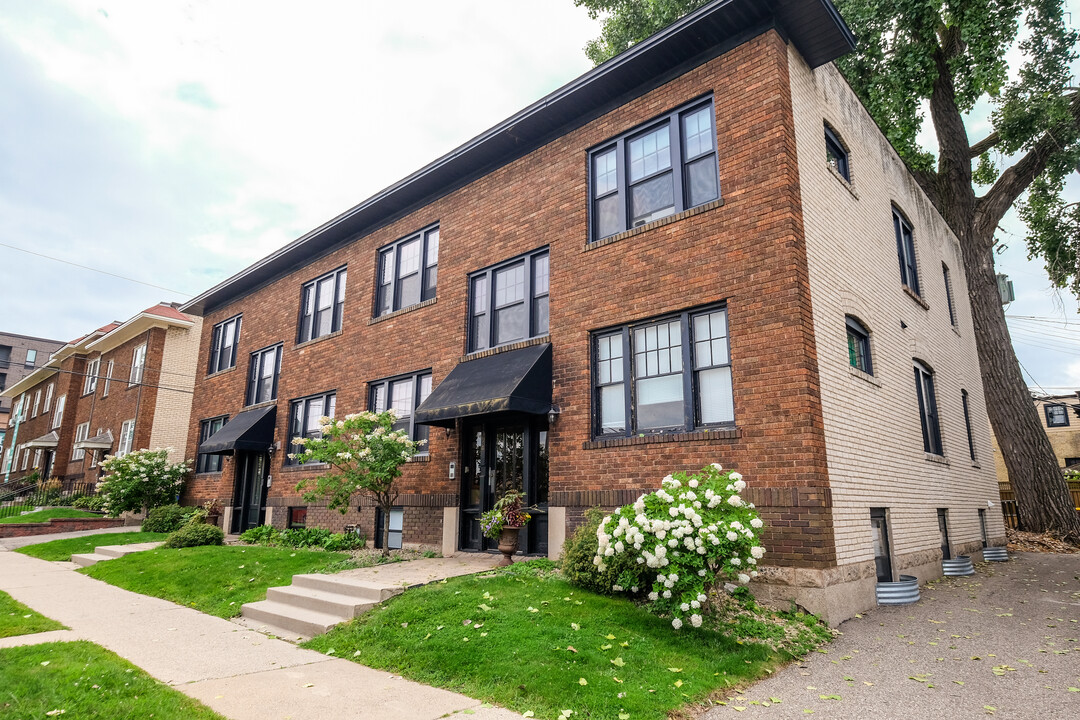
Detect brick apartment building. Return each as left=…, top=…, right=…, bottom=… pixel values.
left=179, top=0, right=1004, bottom=622
left=0, top=332, right=64, bottom=457
left=1, top=304, right=201, bottom=486
left=993, top=392, right=1080, bottom=478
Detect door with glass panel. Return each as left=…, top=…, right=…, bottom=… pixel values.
left=232, top=451, right=268, bottom=533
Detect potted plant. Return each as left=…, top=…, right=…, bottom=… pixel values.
left=480, top=490, right=532, bottom=566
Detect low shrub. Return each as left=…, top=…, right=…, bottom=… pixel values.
left=71, top=495, right=107, bottom=511
left=239, top=525, right=279, bottom=545
left=561, top=507, right=641, bottom=595
left=239, top=525, right=366, bottom=551
left=163, top=523, right=224, bottom=549
left=143, top=504, right=198, bottom=533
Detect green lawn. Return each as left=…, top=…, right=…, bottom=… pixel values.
left=15, top=532, right=168, bottom=562
left=81, top=545, right=353, bottom=618
left=304, top=561, right=830, bottom=720
left=0, top=508, right=104, bottom=524
left=0, top=590, right=65, bottom=638
left=0, top=641, right=225, bottom=719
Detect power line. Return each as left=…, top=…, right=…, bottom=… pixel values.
left=0, top=242, right=193, bottom=297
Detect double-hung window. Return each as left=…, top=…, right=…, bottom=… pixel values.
left=846, top=316, right=873, bottom=375
left=913, top=360, right=942, bottom=455
left=288, top=391, right=336, bottom=464
left=84, top=358, right=100, bottom=395
left=590, top=98, right=719, bottom=241
left=369, top=371, right=432, bottom=453
left=961, top=390, right=977, bottom=461
left=129, top=343, right=147, bottom=386
left=102, top=361, right=113, bottom=397
left=942, top=264, right=957, bottom=326
left=468, top=249, right=549, bottom=352
left=117, top=419, right=135, bottom=457
left=43, top=383, right=53, bottom=411
left=32, top=390, right=40, bottom=417
left=594, top=306, right=733, bottom=437
left=298, top=268, right=347, bottom=342
left=894, top=209, right=920, bottom=295
left=824, top=124, right=850, bottom=181
left=51, top=395, right=65, bottom=430
left=25, top=349, right=36, bottom=368
left=376, top=225, right=439, bottom=317
left=72, top=422, right=90, bottom=461
left=209, top=315, right=242, bottom=374
left=197, top=416, right=229, bottom=473
left=1045, top=404, right=1070, bottom=428
left=246, top=345, right=282, bottom=406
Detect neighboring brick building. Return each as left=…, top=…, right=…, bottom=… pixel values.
left=0, top=304, right=201, bottom=485
left=0, top=332, right=64, bottom=456
left=992, top=392, right=1080, bottom=478
left=179, top=0, right=1002, bottom=622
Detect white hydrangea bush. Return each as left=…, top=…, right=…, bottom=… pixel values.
left=594, top=463, right=766, bottom=629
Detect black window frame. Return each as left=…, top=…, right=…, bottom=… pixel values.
left=288, top=506, right=307, bottom=529
left=246, top=344, right=282, bottom=406
left=1045, top=403, right=1070, bottom=428
left=588, top=96, right=720, bottom=242
left=374, top=506, right=404, bottom=550
left=197, top=416, right=229, bottom=473
left=298, top=267, right=347, bottom=343
left=208, top=314, right=242, bottom=375
left=961, top=389, right=976, bottom=461
left=824, top=124, right=850, bottom=181
left=845, top=316, right=873, bottom=375
left=942, top=263, right=957, bottom=326
left=24, top=349, right=36, bottom=368
left=914, top=360, right=943, bottom=455
left=894, top=208, right=920, bottom=295
left=467, top=248, right=549, bottom=353
left=592, top=304, right=734, bottom=438
left=375, top=224, right=439, bottom=317
left=368, top=370, right=433, bottom=453
left=287, top=390, right=337, bottom=465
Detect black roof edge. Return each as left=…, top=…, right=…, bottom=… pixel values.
left=181, top=0, right=855, bottom=317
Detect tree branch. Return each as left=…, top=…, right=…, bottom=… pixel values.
left=969, top=132, right=1000, bottom=158
left=975, top=92, right=1080, bottom=239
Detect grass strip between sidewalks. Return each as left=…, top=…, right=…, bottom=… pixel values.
left=0, top=590, right=66, bottom=638
left=15, top=532, right=168, bottom=562
left=0, top=508, right=105, bottom=524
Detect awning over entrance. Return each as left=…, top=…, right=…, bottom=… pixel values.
left=23, top=431, right=59, bottom=449
left=198, top=405, right=276, bottom=455
left=415, top=343, right=552, bottom=428
left=74, top=429, right=113, bottom=451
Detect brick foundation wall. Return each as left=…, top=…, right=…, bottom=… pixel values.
left=0, top=516, right=123, bottom=538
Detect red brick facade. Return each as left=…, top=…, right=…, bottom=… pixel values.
left=181, top=31, right=836, bottom=567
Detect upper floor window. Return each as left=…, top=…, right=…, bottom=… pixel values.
left=590, top=99, right=719, bottom=241
left=846, top=316, right=873, bottom=375
left=117, top=419, right=135, bottom=457
left=31, top=390, right=41, bottom=417
left=913, top=360, right=942, bottom=455
left=209, top=315, right=242, bottom=374
left=824, top=124, right=849, bottom=181
left=25, top=349, right=36, bottom=368
left=0, top=345, right=10, bottom=369
left=84, top=358, right=100, bottom=395
left=894, top=209, right=920, bottom=295
left=246, top=345, right=282, bottom=406
left=299, top=268, right=347, bottom=343
left=102, top=362, right=113, bottom=397
left=288, top=391, right=336, bottom=464
left=942, top=264, right=957, bottom=326
left=369, top=371, right=432, bottom=453
left=43, top=383, right=53, bottom=411
left=376, top=225, right=439, bottom=317
left=0, top=373, right=5, bottom=393
left=197, top=416, right=229, bottom=473
left=1045, top=404, right=1070, bottom=428
left=961, top=389, right=976, bottom=461
left=72, top=422, right=90, bottom=461
left=469, top=248, right=549, bottom=353
left=52, top=395, right=66, bottom=430
left=594, top=305, right=733, bottom=437
left=129, top=344, right=147, bottom=386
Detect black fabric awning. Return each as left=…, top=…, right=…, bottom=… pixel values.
left=415, top=343, right=553, bottom=428
left=198, top=405, right=276, bottom=455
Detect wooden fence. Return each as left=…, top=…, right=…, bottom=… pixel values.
left=998, top=477, right=1080, bottom=529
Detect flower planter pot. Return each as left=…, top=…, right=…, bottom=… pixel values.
left=205, top=514, right=221, bottom=528
left=982, top=546, right=1009, bottom=562
left=876, top=574, right=920, bottom=605
left=942, top=555, right=974, bottom=576
left=497, top=526, right=522, bottom=566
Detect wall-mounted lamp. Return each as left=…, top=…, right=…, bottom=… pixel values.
left=548, top=405, right=562, bottom=426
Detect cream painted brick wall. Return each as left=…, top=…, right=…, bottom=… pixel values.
left=788, top=49, right=1004, bottom=566
left=148, top=318, right=202, bottom=464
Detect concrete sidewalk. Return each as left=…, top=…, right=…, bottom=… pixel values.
left=702, top=552, right=1080, bottom=719
left=0, top=549, right=522, bottom=720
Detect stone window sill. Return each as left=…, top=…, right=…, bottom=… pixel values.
left=369, top=297, right=437, bottom=325
left=827, top=164, right=858, bottom=199
left=925, top=452, right=949, bottom=466
left=903, top=285, right=929, bottom=311
left=583, top=199, right=724, bottom=252
left=296, top=329, right=343, bottom=350
left=847, top=364, right=881, bottom=387
left=462, top=335, right=551, bottom=363
left=584, top=427, right=738, bottom=450
left=206, top=365, right=238, bottom=381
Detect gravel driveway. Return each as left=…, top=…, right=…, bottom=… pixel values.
left=701, top=552, right=1080, bottom=719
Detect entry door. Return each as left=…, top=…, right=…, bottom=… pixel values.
left=232, top=451, right=269, bottom=533
left=460, top=418, right=548, bottom=554
left=870, top=508, right=893, bottom=583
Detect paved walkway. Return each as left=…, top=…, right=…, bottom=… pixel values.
left=0, top=548, right=520, bottom=720
left=702, top=552, right=1080, bottom=719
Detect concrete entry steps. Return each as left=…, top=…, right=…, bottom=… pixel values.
left=70, top=542, right=164, bottom=567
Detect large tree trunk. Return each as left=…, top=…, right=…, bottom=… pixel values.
left=962, top=235, right=1080, bottom=542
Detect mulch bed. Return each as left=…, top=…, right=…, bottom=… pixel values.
left=1006, top=527, right=1080, bottom=554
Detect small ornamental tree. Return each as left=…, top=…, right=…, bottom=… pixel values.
left=595, top=464, right=765, bottom=630
left=291, top=411, right=420, bottom=555
left=97, top=448, right=190, bottom=517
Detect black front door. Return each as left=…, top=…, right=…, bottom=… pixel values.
left=231, top=451, right=269, bottom=533
left=460, top=416, right=548, bottom=555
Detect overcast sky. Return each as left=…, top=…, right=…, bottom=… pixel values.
left=0, top=0, right=1077, bottom=391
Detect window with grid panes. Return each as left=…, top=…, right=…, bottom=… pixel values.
left=914, top=360, right=942, bottom=455
left=84, top=358, right=100, bottom=395
left=197, top=416, right=228, bottom=473
left=288, top=392, right=336, bottom=464
left=369, top=372, right=432, bottom=453
left=298, top=268, right=346, bottom=343
left=846, top=316, right=873, bottom=374
left=246, top=345, right=282, bottom=406
left=209, top=315, right=242, bottom=374
left=468, top=249, right=548, bottom=352
left=894, top=209, right=920, bottom=295
left=375, top=225, right=438, bottom=317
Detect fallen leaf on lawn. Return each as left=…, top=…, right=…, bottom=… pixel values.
left=437, top=625, right=444, bottom=630
left=572, top=623, right=580, bottom=631
left=579, top=678, right=588, bottom=686
left=600, top=644, right=612, bottom=650
left=463, top=619, right=472, bottom=626
left=863, top=682, right=874, bottom=687
left=45, top=711, right=64, bottom=716
left=674, top=680, right=683, bottom=688
left=478, top=603, right=492, bottom=611
left=522, top=713, right=535, bottom=718
left=40, top=661, right=50, bottom=666
left=611, top=657, right=625, bottom=667
left=567, top=646, right=578, bottom=653
left=481, top=632, right=488, bottom=637
left=463, top=637, right=470, bottom=642
left=528, top=607, right=539, bottom=613
left=613, top=677, right=623, bottom=683
left=353, top=650, right=362, bottom=656
left=769, top=696, right=783, bottom=703
left=560, top=711, right=573, bottom=719
left=668, top=668, right=683, bottom=673
left=619, top=714, right=630, bottom=720
left=606, top=634, right=616, bottom=640
left=819, top=694, right=841, bottom=700
left=620, top=641, right=630, bottom=647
